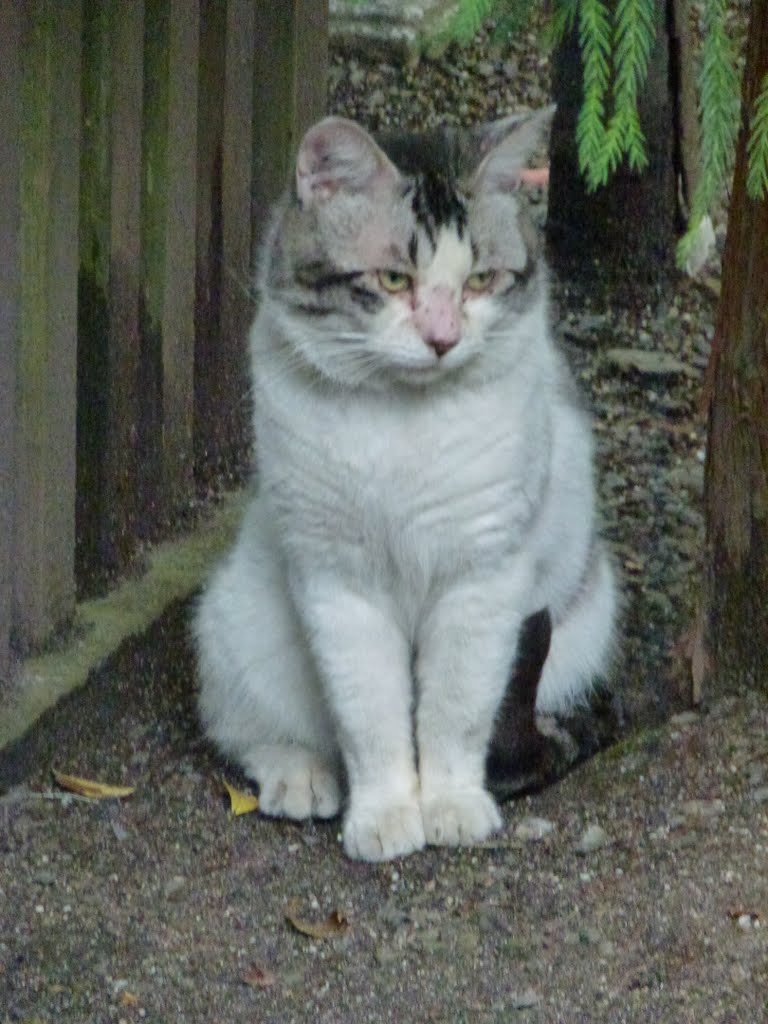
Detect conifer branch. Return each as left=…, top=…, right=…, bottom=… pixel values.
left=746, top=73, right=768, bottom=201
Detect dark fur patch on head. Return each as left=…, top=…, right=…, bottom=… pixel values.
left=410, top=172, right=468, bottom=245
left=377, top=128, right=468, bottom=247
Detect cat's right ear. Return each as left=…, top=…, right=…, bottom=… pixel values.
left=295, top=117, right=399, bottom=207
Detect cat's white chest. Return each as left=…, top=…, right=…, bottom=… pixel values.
left=258, top=375, right=547, bottom=605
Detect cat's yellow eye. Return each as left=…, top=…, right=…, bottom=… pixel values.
left=465, top=270, right=496, bottom=293
left=378, top=269, right=412, bottom=293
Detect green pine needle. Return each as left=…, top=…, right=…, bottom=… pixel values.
left=747, top=73, right=768, bottom=201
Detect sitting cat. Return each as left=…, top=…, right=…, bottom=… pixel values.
left=194, top=111, right=617, bottom=861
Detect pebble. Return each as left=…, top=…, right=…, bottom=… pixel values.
left=669, top=711, right=700, bottom=727
left=576, top=824, right=612, bottom=853
left=750, top=786, right=768, bottom=804
left=679, top=799, right=726, bottom=819
left=511, top=989, right=541, bottom=1009
left=604, top=347, right=691, bottom=380
left=163, top=875, right=187, bottom=900
left=514, top=816, right=555, bottom=842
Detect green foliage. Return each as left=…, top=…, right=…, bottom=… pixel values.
left=424, top=0, right=768, bottom=250
left=747, top=73, right=768, bottom=201
left=676, top=0, right=741, bottom=267
left=442, top=0, right=498, bottom=44
left=438, top=0, right=532, bottom=46
left=573, top=0, right=655, bottom=189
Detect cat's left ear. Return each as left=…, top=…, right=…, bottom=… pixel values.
left=295, top=116, right=399, bottom=207
left=470, top=106, right=555, bottom=193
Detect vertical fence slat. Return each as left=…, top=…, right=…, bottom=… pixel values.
left=107, top=1, right=145, bottom=563
left=14, top=0, right=82, bottom=649
left=291, top=0, right=330, bottom=137
left=194, top=0, right=254, bottom=488
left=77, top=0, right=145, bottom=596
left=141, top=0, right=200, bottom=528
left=0, top=3, right=21, bottom=684
left=251, top=0, right=329, bottom=257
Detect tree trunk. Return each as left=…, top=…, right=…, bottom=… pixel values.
left=703, top=0, right=768, bottom=696
left=546, top=1, right=678, bottom=304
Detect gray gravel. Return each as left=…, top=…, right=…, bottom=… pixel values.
left=2, top=19, right=767, bottom=1024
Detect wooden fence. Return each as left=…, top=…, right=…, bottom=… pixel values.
left=0, top=0, right=328, bottom=688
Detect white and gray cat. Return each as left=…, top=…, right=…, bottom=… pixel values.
left=194, top=111, right=617, bottom=861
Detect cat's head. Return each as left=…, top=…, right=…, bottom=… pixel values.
left=263, top=110, right=554, bottom=389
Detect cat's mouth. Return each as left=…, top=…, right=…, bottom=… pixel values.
left=390, top=352, right=466, bottom=386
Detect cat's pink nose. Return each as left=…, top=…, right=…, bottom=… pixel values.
left=429, top=338, right=457, bottom=357
left=414, top=285, right=460, bottom=357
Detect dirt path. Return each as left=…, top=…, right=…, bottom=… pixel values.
left=2, top=602, right=767, bottom=1023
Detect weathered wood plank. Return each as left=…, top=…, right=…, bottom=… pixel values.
left=0, top=2, right=21, bottom=686
left=194, top=0, right=228, bottom=487
left=194, top=0, right=255, bottom=487
left=14, top=0, right=82, bottom=649
left=251, top=0, right=329, bottom=253
left=77, top=0, right=145, bottom=596
left=291, top=0, right=330, bottom=141
left=140, top=0, right=200, bottom=529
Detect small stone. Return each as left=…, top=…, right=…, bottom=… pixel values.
left=669, top=711, right=700, bottom=727
left=679, top=799, right=725, bottom=819
left=163, top=875, right=187, bottom=900
left=736, top=913, right=760, bottom=931
left=511, top=988, right=541, bottom=1009
left=576, top=824, right=611, bottom=854
left=475, top=61, right=495, bottom=78
left=750, top=786, right=768, bottom=804
left=605, top=347, right=692, bottom=380
left=514, top=816, right=555, bottom=842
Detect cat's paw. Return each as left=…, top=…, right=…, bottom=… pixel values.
left=421, top=787, right=502, bottom=847
left=343, top=801, right=426, bottom=862
left=246, top=748, right=342, bottom=820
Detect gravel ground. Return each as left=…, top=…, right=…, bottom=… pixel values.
left=2, top=21, right=768, bottom=1024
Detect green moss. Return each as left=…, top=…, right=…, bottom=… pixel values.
left=1, top=491, right=246, bottom=750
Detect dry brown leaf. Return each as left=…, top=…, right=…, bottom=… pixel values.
left=53, top=769, right=135, bottom=800
left=285, top=901, right=349, bottom=940
left=119, top=991, right=140, bottom=1007
left=241, top=964, right=278, bottom=989
left=223, top=779, right=259, bottom=816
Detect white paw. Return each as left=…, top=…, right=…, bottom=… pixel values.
left=343, top=800, right=426, bottom=862
left=421, top=787, right=502, bottom=847
left=247, top=749, right=342, bottom=820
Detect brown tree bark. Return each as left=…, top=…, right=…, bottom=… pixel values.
left=703, top=0, right=768, bottom=696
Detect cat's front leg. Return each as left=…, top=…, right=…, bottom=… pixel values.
left=294, top=576, right=425, bottom=861
left=416, top=573, right=527, bottom=847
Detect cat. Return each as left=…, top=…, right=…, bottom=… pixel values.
left=194, top=111, right=617, bottom=862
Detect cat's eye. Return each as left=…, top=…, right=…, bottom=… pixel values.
left=465, top=270, right=496, bottom=293
left=378, top=269, right=412, bottom=293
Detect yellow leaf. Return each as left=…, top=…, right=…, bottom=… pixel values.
left=53, top=769, right=135, bottom=800
left=285, top=901, right=349, bottom=940
left=119, top=991, right=140, bottom=1007
left=223, top=779, right=259, bottom=816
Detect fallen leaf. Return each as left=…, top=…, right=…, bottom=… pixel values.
left=119, top=991, right=140, bottom=1007
left=285, top=901, right=349, bottom=940
left=223, top=779, right=259, bottom=816
left=53, top=770, right=135, bottom=800
left=241, top=964, right=278, bottom=989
